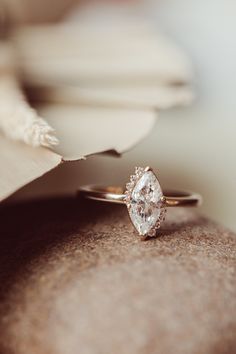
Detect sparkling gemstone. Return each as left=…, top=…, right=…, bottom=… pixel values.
left=129, top=171, right=163, bottom=236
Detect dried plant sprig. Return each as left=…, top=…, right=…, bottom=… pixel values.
left=0, top=42, right=59, bottom=148
left=0, top=103, right=59, bottom=148
left=0, top=87, right=59, bottom=149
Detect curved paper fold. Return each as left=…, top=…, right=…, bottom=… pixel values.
left=0, top=136, right=61, bottom=201
left=0, top=108, right=156, bottom=201
left=28, top=84, right=193, bottom=110
left=39, top=105, right=156, bottom=161
left=14, top=24, right=193, bottom=87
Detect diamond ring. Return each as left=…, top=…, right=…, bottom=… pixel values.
left=79, top=167, right=202, bottom=239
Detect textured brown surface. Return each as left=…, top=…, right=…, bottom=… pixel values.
left=0, top=197, right=235, bottom=354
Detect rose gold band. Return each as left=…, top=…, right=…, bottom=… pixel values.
left=79, top=185, right=202, bottom=207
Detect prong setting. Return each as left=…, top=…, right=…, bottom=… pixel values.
left=144, top=166, right=152, bottom=172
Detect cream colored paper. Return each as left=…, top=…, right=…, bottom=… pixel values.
left=39, top=105, right=156, bottom=160
left=14, top=24, right=192, bottom=87
left=0, top=135, right=61, bottom=201
left=0, top=109, right=156, bottom=201
left=0, top=16, right=192, bottom=202
left=29, top=84, right=193, bottom=110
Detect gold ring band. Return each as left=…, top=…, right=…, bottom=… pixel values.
left=78, top=166, right=202, bottom=239
left=79, top=185, right=201, bottom=208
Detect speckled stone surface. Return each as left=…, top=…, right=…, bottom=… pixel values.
left=0, top=198, right=235, bottom=354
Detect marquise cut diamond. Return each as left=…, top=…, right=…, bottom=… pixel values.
left=128, top=170, right=163, bottom=236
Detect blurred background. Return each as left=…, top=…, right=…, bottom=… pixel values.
left=2, top=0, right=236, bottom=231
